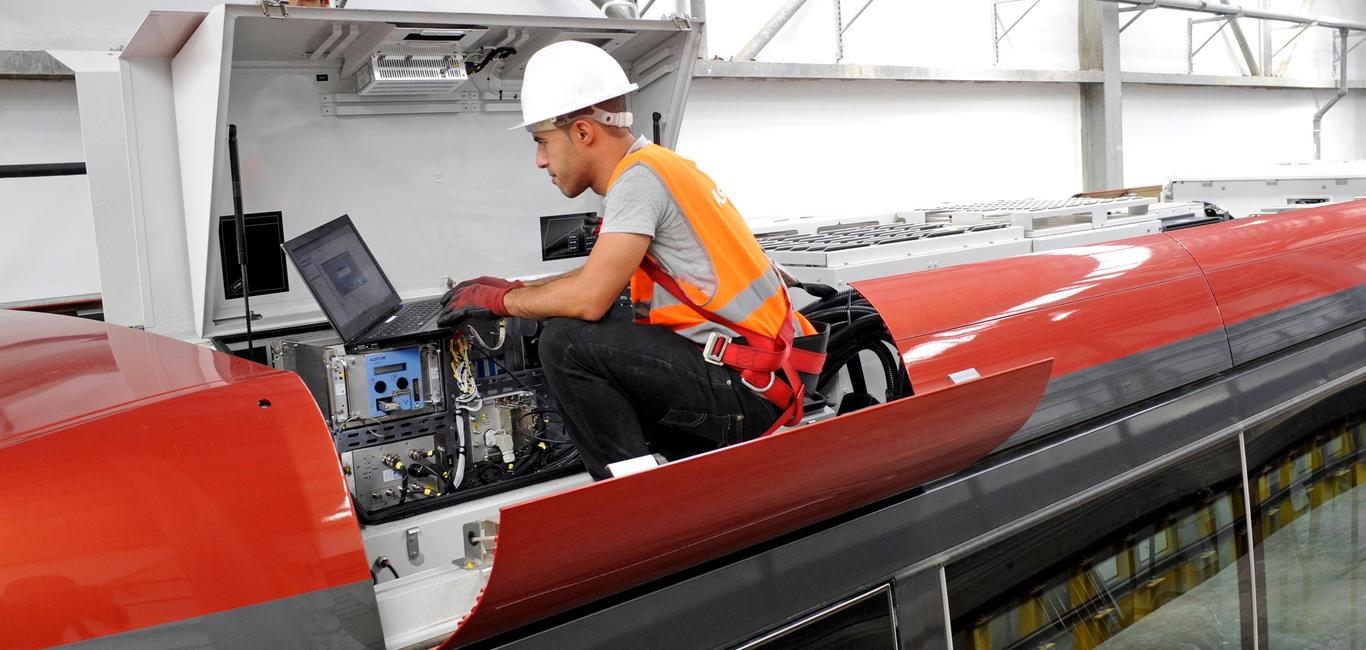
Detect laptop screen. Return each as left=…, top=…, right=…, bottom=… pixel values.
left=282, top=215, right=401, bottom=342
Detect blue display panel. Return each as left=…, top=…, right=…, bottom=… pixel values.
left=365, top=348, right=425, bottom=417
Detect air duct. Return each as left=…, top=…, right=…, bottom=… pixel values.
left=593, top=0, right=639, bottom=19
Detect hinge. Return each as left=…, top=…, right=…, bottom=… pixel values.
left=260, top=0, right=290, bottom=19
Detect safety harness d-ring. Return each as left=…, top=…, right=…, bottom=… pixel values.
left=741, top=371, right=777, bottom=393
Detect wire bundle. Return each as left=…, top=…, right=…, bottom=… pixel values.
left=448, top=336, right=483, bottom=410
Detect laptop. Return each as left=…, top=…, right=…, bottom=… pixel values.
left=283, top=214, right=445, bottom=350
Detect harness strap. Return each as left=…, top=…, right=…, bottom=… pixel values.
left=639, top=257, right=823, bottom=435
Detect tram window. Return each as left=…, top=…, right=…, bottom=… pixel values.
left=735, top=585, right=897, bottom=650
left=944, top=402, right=1366, bottom=650
left=1252, top=412, right=1366, bottom=648
left=952, top=491, right=1249, bottom=649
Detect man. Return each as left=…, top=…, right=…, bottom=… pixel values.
left=440, top=41, right=824, bottom=480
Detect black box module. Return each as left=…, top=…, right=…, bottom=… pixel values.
left=540, top=212, right=601, bottom=261
left=218, top=211, right=289, bottom=299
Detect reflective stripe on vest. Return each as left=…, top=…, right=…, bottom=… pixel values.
left=608, top=145, right=814, bottom=344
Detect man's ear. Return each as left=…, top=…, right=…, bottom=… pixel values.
left=572, top=119, right=595, bottom=146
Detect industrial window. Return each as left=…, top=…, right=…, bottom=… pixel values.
left=952, top=485, right=1249, bottom=649
left=1251, top=413, right=1366, bottom=647
left=735, top=585, right=897, bottom=650
left=947, top=405, right=1366, bottom=650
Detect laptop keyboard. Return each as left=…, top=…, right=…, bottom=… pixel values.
left=366, top=299, right=443, bottom=339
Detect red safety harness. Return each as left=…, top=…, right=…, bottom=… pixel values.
left=639, top=257, right=826, bottom=436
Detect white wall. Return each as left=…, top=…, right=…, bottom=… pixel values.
left=678, top=79, right=1083, bottom=217
left=1123, top=87, right=1365, bottom=185
left=0, top=80, right=101, bottom=305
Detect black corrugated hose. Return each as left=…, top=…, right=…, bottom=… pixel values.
left=798, top=287, right=912, bottom=413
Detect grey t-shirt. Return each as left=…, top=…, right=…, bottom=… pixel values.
left=600, top=136, right=718, bottom=298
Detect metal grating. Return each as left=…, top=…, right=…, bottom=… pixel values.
left=906, top=196, right=1157, bottom=234
left=912, top=197, right=1143, bottom=214
left=759, top=222, right=1009, bottom=253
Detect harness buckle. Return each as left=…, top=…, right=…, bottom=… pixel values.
left=702, top=331, right=730, bottom=366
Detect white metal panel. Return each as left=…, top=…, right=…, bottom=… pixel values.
left=120, top=10, right=207, bottom=58
left=1168, top=160, right=1366, bottom=183
left=49, top=50, right=146, bottom=326
left=337, top=0, right=603, bottom=18
left=126, top=58, right=198, bottom=336
left=627, top=28, right=699, bottom=150
left=171, top=7, right=230, bottom=337
left=364, top=473, right=591, bottom=649
left=1028, top=221, right=1160, bottom=252
left=1, top=1, right=604, bottom=52
left=1169, top=164, right=1366, bottom=219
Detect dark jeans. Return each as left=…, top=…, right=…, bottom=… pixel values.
left=538, top=317, right=782, bottom=480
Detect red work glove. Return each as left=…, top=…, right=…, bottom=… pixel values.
left=441, top=276, right=523, bottom=305
left=437, top=282, right=515, bottom=329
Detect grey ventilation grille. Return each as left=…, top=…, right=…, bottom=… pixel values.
left=356, top=53, right=468, bottom=96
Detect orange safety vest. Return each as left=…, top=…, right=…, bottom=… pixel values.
left=607, top=144, right=825, bottom=431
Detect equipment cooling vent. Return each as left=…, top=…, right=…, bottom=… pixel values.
left=356, top=53, right=468, bottom=96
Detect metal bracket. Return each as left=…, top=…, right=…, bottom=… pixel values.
left=668, top=13, right=694, bottom=31
left=329, top=356, right=349, bottom=424
left=1270, top=22, right=1316, bottom=77
left=1331, top=32, right=1366, bottom=69
left=560, top=29, right=637, bottom=54
left=842, top=0, right=877, bottom=35
left=319, top=90, right=492, bottom=117
left=406, top=527, right=423, bottom=565
left=259, top=0, right=289, bottom=19
left=635, top=61, right=680, bottom=90
left=461, top=520, right=499, bottom=569
left=833, top=0, right=844, bottom=63
left=1186, top=15, right=1236, bottom=74
left=992, top=0, right=1043, bottom=64
left=1119, top=4, right=1153, bottom=33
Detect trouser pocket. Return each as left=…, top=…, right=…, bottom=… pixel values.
left=658, top=408, right=743, bottom=446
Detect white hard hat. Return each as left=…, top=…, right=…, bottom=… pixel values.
left=512, top=40, right=639, bottom=132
